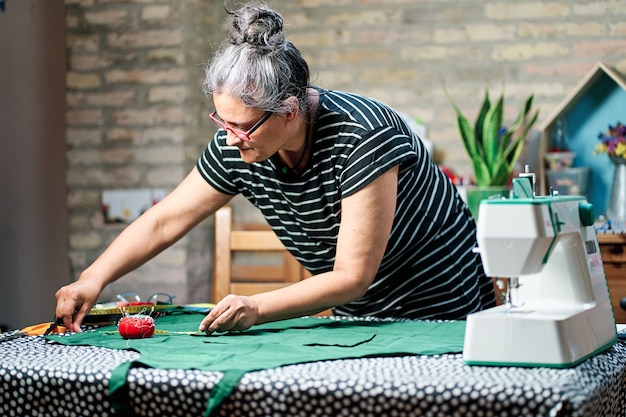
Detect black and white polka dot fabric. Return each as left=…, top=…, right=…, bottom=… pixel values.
left=2, top=335, right=626, bottom=416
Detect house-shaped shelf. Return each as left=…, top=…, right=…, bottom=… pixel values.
left=539, top=61, right=626, bottom=216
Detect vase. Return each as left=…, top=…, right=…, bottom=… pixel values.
left=464, top=186, right=510, bottom=220
left=608, top=155, right=626, bottom=230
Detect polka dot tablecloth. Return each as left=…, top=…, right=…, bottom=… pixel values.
left=1, top=334, right=626, bottom=417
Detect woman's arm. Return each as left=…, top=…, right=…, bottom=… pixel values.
left=200, top=165, right=399, bottom=333
left=56, top=167, right=233, bottom=331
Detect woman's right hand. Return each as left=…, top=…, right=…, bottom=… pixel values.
left=54, top=279, right=102, bottom=332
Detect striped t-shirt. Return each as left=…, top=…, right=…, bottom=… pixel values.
left=197, top=88, right=495, bottom=320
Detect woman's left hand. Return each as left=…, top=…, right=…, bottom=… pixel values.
left=199, top=294, right=259, bottom=334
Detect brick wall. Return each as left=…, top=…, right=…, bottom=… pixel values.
left=65, top=0, right=223, bottom=302
left=64, top=0, right=626, bottom=303
left=277, top=0, right=626, bottom=168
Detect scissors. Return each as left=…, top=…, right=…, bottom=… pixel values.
left=0, top=321, right=66, bottom=344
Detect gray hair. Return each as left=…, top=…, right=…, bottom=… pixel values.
left=202, top=2, right=311, bottom=115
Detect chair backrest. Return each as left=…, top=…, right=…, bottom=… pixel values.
left=212, top=205, right=312, bottom=304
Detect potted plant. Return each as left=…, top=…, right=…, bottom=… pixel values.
left=447, top=86, right=539, bottom=218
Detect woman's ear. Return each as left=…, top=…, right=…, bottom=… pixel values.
left=284, top=96, right=300, bottom=121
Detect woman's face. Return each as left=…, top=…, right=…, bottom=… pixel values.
left=212, top=93, right=296, bottom=164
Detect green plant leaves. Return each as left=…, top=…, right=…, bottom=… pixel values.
left=482, top=94, right=504, bottom=175
left=446, top=87, right=538, bottom=186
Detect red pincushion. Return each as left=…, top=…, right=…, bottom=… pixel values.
left=118, top=314, right=155, bottom=339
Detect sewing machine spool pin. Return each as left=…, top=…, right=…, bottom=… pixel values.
left=518, top=164, right=536, bottom=197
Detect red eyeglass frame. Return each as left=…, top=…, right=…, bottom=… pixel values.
left=209, top=109, right=272, bottom=141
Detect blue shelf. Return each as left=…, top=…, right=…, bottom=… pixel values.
left=541, top=62, right=626, bottom=217
left=564, top=76, right=626, bottom=215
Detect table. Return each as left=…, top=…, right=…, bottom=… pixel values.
left=598, top=232, right=626, bottom=323
left=2, top=324, right=626, bottom=417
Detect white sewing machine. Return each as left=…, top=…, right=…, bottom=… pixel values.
left=464, top=174, right=617, bottom=367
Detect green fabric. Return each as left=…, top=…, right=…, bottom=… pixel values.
left=46, top=313, right=465, bottom=416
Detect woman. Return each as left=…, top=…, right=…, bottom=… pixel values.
left=55, top=2, right=495, bottom=334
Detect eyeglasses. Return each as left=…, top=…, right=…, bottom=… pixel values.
left=116, top=292, right=176, bottom=305
left=209, top=108, right=272, bottom=141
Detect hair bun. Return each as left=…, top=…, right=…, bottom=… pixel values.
left=228, top=4, right=285, bottom=55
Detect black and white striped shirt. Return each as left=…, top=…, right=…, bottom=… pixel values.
left=197, top=88, right=495, bottom=320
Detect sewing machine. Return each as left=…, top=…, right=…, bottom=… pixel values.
left=464, top=174, right=617, bottom=367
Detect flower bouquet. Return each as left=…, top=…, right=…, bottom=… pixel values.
left=595, top=122, right=626, bottom=162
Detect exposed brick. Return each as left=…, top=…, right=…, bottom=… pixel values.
left=66, top=109, right=103, bottom=126
left=141, top=5, right=170, bottom=20
left=402, top=45, right=484, bottom=61
left=147, top=48, right=185, bottom=64
left=68, top=190, right=102, bottom=209
left=67, top=251, right=87, bottom=273
left=107, top=30, right=182, bottom=48
left=145, top=166, right=187, bottom=186
left=288, top=0, right=351, bottom=6
left=69, top=55, right=101, bottom=71
left=321, top=48, right=396, bottom=66
left=359, top=69, right=418, bottom=85
left=67, top=91, right=135, bottom=107
left=99, top=0, right=158, bottom=3
left=310, top=70, right=354, bottom=87
left=403, top=3, right=484, bottom=24
left=504, top=82, right=564, bottom=99
left=105, top=68, right=185, bottom=84
left=134, top=146, right=185, bottom=164
left=66, top=13, right=79, bottom=29
left=524, top=62, right=597, bottom=79
left=289, top=30, right=351, bottom=48
left=491, top=42, right=569, bottom=61
left=84, top=10, right=130, bottom=26
left=573, top=1, right=626, bottom=16
left=442, top=64, right=509, bottom=85
left=69, top=231, right=103, bottom=250
left=148, top=86, right=188, bottom=103
left=518, top=22, right=605, bottom=38
left=101, top=51, right=139, bottom=65
left=573, top=39, right=626, bottom=57
left=66, top=0, right=94, bottom=6
left=67, top=128, right=103, bottom=146
left=324, top=9, right=401, bottom=27
left=485, top=2, right=570, bottom=20
left=66, top=34, right=100, bottom=54
left=435, top=24, right=517, bottom=43
left=106, top=128, right=135, bottom=142
left=67, top=166, right=142, bottom=187
left=112, top=107, right=185, bottom=126
left=90, top=211, right=106, bottom=230
left=106, top=127, right=186, bottom=144
left=279, top=12, right=317, bottom=29
left=152, top=247, right=187, bottom=267
left=69, top=215, right=91, bottom=232
left=358, top=0, right=431, bottom=4
left=67, top=72, right=102, bottom=89
left=68, top=148, right=135, bottom=166
left=616, top=60, right=626, bottom=74
left=353, top=28, right=431, bottom=46
left=610, top=23, right=626, bottom=36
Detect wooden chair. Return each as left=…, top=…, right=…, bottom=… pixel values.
left=212, top=205, right=312, bottom=304
left=213, top=205, right=503, bottom=313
